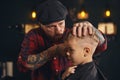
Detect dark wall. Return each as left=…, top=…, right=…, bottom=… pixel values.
left=0, top=0, right=120, bottom=80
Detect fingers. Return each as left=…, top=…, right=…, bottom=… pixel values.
left=62, top=66, right=77, bottom=80
left=77, top=23, right=83, bottom=37
left=85, top=21, right=94, bottom=35
left=83, top=23, right=88, bottom=36
left=67, top=66, right=77, bottom=74
left=62, top=65, right=77, bottom=80
left=72, top=21, right=94, bottom=37
left=72, top=23, right=78, bottom=36
left=72, top=23, right=83, bottom=37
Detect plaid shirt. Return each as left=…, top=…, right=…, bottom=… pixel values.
left=17, top=27, right=107, bottom=80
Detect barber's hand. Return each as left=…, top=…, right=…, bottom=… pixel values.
left=72, top=21, right=93, bottom=37
left=72, top=21, right=105, bottom=45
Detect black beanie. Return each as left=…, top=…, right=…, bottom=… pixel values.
left=36, top=0, right=68, bottom=25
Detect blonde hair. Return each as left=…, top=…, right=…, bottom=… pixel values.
left=65, top=33, right=99, bottom=54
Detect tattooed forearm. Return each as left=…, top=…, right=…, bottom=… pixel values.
left=25, top=45, right=60, bottom=70
left=27, top=50, right=49, bottom=69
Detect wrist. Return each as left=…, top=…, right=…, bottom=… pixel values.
left=62, top=72, right=69, bottom=80
left=94, top=28, right=105, bottom=45
left=46, top=45, right=58, bottom=59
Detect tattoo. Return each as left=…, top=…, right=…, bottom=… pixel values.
left=27, top=50, right=49, bottom=69
left=37, top=51, right=49, bottom=64
left=27, top=55, right=38, bottom=64
left=94, top=28, right=105, bottom=45
left=26, top=45, right=59, bottom=69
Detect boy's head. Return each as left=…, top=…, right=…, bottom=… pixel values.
left=64, top=33, right=99, bottom=66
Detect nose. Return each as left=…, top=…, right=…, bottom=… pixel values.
left=55, top=25, right=62, bottom=34
left=66, top=52, right=71, bottom=60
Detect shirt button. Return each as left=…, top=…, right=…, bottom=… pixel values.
left=56, top=69, right=58, bottom=72
left=53, top=57, right=56, bottom=60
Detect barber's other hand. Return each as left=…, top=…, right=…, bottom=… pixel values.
left=55, top=43, right=66, bottom=56
left=47, top=43, right=66, bottom=58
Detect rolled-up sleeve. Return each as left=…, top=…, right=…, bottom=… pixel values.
left=17, top=30, right=38, bottom=72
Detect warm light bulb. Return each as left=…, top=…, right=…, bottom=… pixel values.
left=77, top=10, right=88, bottom=19
left=80, top=11, right=86, bottom=17
left=32, top=11, right=36, bottom=19
left=105, top=10, right=110, bottom=17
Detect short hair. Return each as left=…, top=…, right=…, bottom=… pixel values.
left=65, top=33, right=99, bottom=54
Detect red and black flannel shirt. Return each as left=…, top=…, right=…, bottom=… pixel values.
left=17, top=27, right=107, bottom=80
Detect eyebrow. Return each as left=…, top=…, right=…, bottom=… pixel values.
left=65, top=46, right=74, bottom=51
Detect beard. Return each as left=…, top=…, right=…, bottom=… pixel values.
left=53, top=34, right=63, bottom=42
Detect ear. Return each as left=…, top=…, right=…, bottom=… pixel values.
left=83, top=47, right=90, bottom=57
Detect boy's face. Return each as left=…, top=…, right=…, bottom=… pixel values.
left=65, top=38, right=85, bottom=66
left=65, top=34, right=99, bottom=66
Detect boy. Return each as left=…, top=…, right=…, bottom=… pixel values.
left=59, top=33, right=107, bottom=80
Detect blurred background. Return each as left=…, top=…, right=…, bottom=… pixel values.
left=0, top=0, right=120, bottom=80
